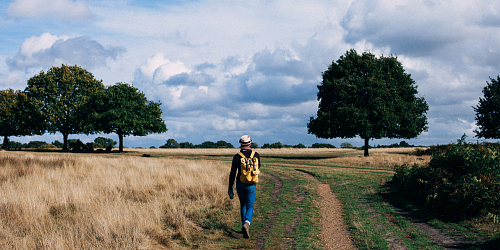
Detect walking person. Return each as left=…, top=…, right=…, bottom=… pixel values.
left=228, top=135, right=261, bottom=239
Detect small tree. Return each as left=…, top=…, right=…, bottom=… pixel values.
left=86, top=83, right=167, bottom=152
left=94, top=137, right=117, bottom=149
left=474, top=76, right=500, bottom=139
left=340, top=142, right=353, bottom=148
left=162, top=139, right=180, bottom=148
left=308, top=49, right=428, bottom=156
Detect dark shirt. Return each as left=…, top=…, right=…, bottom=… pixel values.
left=228, top=148, right=261, bottom=189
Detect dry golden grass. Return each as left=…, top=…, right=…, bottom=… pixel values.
left=318, top=148, right=432, bottom=169
left=0, top=151, right=235, bottom=249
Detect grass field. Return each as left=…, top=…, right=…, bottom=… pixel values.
left=0, top=148, right=498, bottom=249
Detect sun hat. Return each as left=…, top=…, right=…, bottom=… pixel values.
left=239, top=135, right=252, bottom=146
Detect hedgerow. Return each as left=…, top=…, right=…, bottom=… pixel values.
left=389, top=135, right=500, bottom=221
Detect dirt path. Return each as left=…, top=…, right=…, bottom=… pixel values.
left=300, top=171, right=356, bottom=249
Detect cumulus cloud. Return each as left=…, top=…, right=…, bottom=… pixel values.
left=6, top=0, right=91, bottom=20
left=135, top=53, right=191, bottom=85
left=6, top=33, right=125, bottom=71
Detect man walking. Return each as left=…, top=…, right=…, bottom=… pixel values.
left=228, top=135, right=261, bottom=239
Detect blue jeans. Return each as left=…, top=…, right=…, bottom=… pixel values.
left=236, top=182, right=256, bottom=226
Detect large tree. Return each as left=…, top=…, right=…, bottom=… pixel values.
left=25, top=65, right=105, bottom=150
left=0, top=89, right=45, bottom=149
left=87, top=83, right=167, bottom=152
left=474, top=76, right=500, bottom=139
left=308, top=49, right=428, bottom=156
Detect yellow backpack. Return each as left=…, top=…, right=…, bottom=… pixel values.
left=238, top=151, right=260, bottom=184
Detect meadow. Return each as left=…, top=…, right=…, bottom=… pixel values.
left=0, top=147, right=497, bottom=249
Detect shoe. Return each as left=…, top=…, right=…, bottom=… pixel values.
left=242, top=222, right=250, bottom=239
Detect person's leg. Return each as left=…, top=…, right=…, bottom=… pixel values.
left=236, top=182, right=247, bottom=226
left=243, top=184, right=256, bottom=224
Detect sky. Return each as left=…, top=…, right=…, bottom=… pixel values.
left=1, top=0, right=500, bottom=148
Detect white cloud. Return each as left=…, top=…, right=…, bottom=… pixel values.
left=7, top=33, right=125, bottom=71
left=6, top=0, right=91, bottom=20
left=136, top=53, right=190, bottom=84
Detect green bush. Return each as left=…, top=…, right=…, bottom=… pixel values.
left=389, top=135, right=500, bottom=221
left=38, top=144, right=58, bottom=149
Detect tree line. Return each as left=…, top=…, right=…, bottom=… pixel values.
left=0, top=65, right=167, bottom=152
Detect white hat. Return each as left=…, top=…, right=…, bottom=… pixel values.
left=239, top=135, right=252, bottom=146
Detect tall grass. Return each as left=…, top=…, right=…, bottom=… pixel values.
left=0, top=151, right=233, bottom=249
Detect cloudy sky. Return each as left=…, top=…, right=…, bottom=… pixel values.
left=1, top=0, right=499, bottom=148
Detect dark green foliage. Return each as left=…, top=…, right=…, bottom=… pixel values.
left=179, top=142, right=194, bottom=148
left=311, top=143, right=336, bottom=148
left=262, top=142, right=284, bottom=149
left=194, top=140, right=234, bottom=148
left=376, top=141, right=414, bottom=148
left=161, top=139, right=180, bottom=148
left=25, top=141, right=47, bottom=149
left=293, top=143, right=307, bottom=148
left=52, top=140, right=64, bottom=148
left=93, top=137, right=117, bottom=149
left=389, top=135, right=500, bottom=221
left=25, top=65, right=105, bottom=150
left=85, top=82, right=167, bottom=152
left=251, top=142, right=258, bottom=148
left=474, top=76, right=500, bottom=139
left=308, top=49, right=428, bottom=156
left=1, top=89, right=44, bottom=149
left=341, top=142, right=353, bottom=148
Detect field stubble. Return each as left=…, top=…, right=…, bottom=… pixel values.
left=0, top=151, right=235, bottom=249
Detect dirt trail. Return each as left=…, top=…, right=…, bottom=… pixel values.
left=300, top=171, right=356, bottom=250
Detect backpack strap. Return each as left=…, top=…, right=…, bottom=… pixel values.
left=238, top=152, right=246, bottom=158
left=249, top=151, right=255, bottom=158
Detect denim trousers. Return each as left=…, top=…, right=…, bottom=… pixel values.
left=236, top=182, right=256, bottom=226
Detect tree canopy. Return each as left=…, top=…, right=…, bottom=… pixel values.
left=474, top=76, right=500, bottom=139
left=307, top=49, right=428, bottom=156
left=25, top=65, right=105, bottom=150
left=87, top=83, right=167, bottom=152
left=0, top=89, right=44, bottom=149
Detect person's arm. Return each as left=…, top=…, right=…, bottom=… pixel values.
left=228, top=154, right=239, bottom=194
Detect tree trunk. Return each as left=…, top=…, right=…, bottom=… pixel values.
left=2, top=136, right=9, bottom=150
left=118, top=131, right=124, bottom=153
left=63, top=133, right=69, bottom=151
left=364, top=137, right=370, bottom=157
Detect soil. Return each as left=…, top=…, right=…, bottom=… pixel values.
left=300, top=171, right=356, bottom=249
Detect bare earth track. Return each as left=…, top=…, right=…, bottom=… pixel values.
left=300, top=171, right=356, bottom=250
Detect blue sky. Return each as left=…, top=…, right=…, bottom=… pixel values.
left=1, top=0, right=500, bottom=148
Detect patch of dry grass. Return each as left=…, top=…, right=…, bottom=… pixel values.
left=0, top=151, right=235, bottom=249
left=316, top=148, right=431, bottom=169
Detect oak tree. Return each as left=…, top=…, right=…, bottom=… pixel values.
left=0, top=89, right=45, bottom=149
left=25, top=65, right=105, bottom=150
left=87, top=83, right=167, bottom=152
left=474, top=76, right=500, bottom=139
left=307, top=49, right=428, bottom=156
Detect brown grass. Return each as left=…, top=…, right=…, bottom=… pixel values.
left=318, top=148, right=432, bottom=169
left=0, top=151, right=235, bottom=249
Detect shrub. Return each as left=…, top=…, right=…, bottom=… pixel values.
left=26, top=141, right=47, bottom=149
left=341, top=142, right=353, bottom=148
left=311, top=143, right=336, bottom=148
left=38, top=144, right=58, bottom=149
left=389, top=135, right=500, bottom=221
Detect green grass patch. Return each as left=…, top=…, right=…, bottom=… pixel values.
left=299, top=167, right=440, bottom=249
